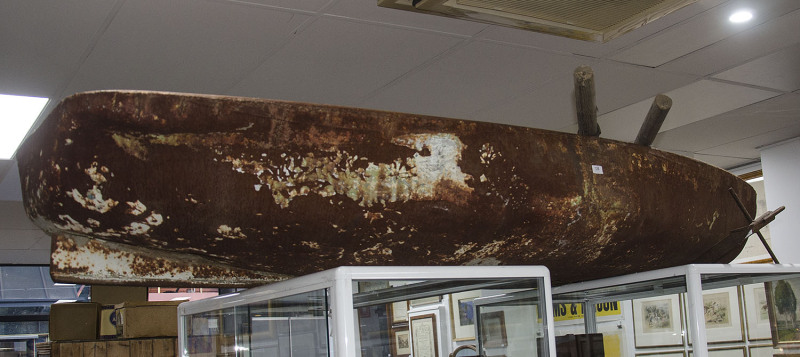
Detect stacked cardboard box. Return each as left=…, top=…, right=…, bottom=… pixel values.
left=49, top=302, right=102, bottom=341
left=50, top=338, right=176, bottom=357
left=114, top=302, right=181, bottom=339
left=92, top=286, right=149, bottom=340
left=47, top=287, right=181, bottom=357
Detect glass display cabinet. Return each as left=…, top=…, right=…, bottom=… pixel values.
left=177, top=266, right=555, bottom=357
left=552, top=264, right=800, bottom=357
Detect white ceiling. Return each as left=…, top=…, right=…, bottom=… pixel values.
left=2, top=0, right=799, bottom=264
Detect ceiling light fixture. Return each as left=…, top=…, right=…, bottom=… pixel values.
left=729, top=10, right=753, bottom=23
left=0, top=94, right=48, bottom=160
left=379, top=0, right=698, bottom=42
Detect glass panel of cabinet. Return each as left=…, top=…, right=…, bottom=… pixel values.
left=552, top=264, right=800, bottom=357
left=178, top=266, right=555, bottom=357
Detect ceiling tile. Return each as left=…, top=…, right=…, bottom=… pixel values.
left=0, top=160, right=13, bottom=184
left=610, top=1, right=800, bottom=68
left=660, top=8, right=800, bottom=76
left=0, top=0, right=119, bottom=98
left=653, top=93, right=800, bottom=152
left=696, top=124, right=800, bottom=164
left=692, top=154, right=753, bottom=170
left=593, top=80, right=780, bottom=142
left=473, top=60, right=695, bottom=131
left=471, top=76, right=577, bottom=131
left=713, top=43, right=800, bottom=91
left=229, top=17, right=464, bottom=106
left=591, top=61, right=698, bottom=114
left=0, top=161, right=22, bottom=201
left=361, top=41, right=585, bottom=119
left=28, top=235, right=51, bottom=250
left=62, top=0, right=310, bottom=96
left=326, top=0, right=488, bottom=36
left=658, top=80, right=780, bottom=131
left=0, top=249, right=50, bottom=265
left=0, top=201, right=41, bottom=230
left=224, top=0, right=331, bottom=12
left=0, top=230, right=49, bottom=250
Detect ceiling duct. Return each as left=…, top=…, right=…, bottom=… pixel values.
left=378, top=0, right=697, bottom=42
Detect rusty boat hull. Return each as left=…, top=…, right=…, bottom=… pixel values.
left=17, top=91, right=756, bottom=286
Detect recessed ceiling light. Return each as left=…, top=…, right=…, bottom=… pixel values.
left=729, top=10, right=753, bottom=23
left=0, top=94, right=48, bottom=160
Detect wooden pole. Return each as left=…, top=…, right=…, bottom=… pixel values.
left=634, top=94, right=672, bottom=146
left=574, top=65, right=601, bottom=136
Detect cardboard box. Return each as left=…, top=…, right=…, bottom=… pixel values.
left=50, top=338, right=176, bottom=357
left=49, top=302, right=101, bottom=341
left=91, top=285, right=148, bottom=305
left=115, top=301, right=181, bottom=339
left=99, top=305, right=117, bottom=339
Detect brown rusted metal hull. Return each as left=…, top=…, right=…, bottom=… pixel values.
left=18, top=91, right=756, bottom=286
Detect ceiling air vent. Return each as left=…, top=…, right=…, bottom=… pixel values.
left=378, top=0, right=697, bottom=42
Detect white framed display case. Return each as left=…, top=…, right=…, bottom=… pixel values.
left=552, top=264, right=800, bottom=357
left=177, top=266, right=555, bottom=357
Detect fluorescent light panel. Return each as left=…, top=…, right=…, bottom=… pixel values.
left=729, top=10, right=753, bottom=23
left=0, top=94, right=48, bottom=159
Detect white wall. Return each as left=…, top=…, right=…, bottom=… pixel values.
left=760, top=138, right=800, bottom=264
left=732, top=178, right=773, bottom=262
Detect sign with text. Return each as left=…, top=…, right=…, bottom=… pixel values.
left=553, top=302, right=621, bottom=322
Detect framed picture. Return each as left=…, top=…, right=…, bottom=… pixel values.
left=766, top=277, right=800, bottom=347
left=410, top=296, right=442, bottom=307
left=708, top=347, right=745, bottom=357
left=391, top=327, right=411, bottom=357
left=450, top=291, right=480, bottom=341
left=743, top=283, right=772, bottom=340
left=479, top=311, right=508, bottom=348
left=633, top=294, right=683, bottom=347
left=358, top=306, right=371, bottom=318
left=688, top=347, right=745, bottom=357
left=748, top=345, right=776, bottom=357
left=410, top=314, right=439, bottom=357
left=358, top=281, right=389, bottom=293
left=701, top=287, right=743, bottom=343
left=392, top=301, right=409, bottom=324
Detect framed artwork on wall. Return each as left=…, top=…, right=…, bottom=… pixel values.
left=748, top=345, right=776, bottom=357
left=688, top=347, right=745, bottom=357
left=479, top=310, right=508, bottom=348
left=391, top=327, right=411, bottom=357
left=411, top=314, right=439, bottom=357
left=633, top=294, right=683, bottom=347
left=410, top=296, right=442, bottom=308
left=358, top=281, right=389, bottom=293
left=743, top=284, right=772, bottom=340
left=450, top=290, right=480, bottom=341
left=701, top=286, right=743, bottom=343
left=391, top=301, right=409, bottom=325
left=766, top=278, right=800, bottom=347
